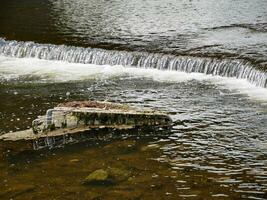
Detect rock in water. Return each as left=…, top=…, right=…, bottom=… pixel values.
left=84, top=167, right=131, bottom=186
left=106, top=167, right=130, bottom=182
left=84, top=169, right=110, bottom=185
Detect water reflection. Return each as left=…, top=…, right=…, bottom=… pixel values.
left=49, top=0, right=267, bottom=64
left=1, top=0, right=266, bottom=65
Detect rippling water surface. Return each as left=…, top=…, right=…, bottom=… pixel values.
left=0, top=0, right=267, bottom=199
left=1, top=0, right=267, bottom=65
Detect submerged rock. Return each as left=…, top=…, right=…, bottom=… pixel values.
left=84, top=169, right=110, bottom=185
left=84, top=167, right=131, bottom=185
left=107, top=167, right=130, bottom=182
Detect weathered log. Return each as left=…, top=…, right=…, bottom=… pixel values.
left=0, top=101, right=172, bottom=151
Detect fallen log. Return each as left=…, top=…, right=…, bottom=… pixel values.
left=0, top=101, right=172, bottom=151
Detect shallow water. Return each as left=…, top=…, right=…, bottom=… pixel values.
left=0, top=0, right=267, bottom=199
left=1, top=67, right=267, bottom=199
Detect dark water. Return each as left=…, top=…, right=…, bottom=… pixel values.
left=0, top=0, right=267, bottom=67
left=0, top=0, right=267, bottom=199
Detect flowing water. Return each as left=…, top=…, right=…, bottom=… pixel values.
left=0, top=0, right=267, bottom=199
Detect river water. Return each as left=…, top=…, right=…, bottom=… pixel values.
left=0, top=0, right=267, bottom=199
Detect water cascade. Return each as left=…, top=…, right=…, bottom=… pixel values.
left=0, top=38, right=266, bottom=88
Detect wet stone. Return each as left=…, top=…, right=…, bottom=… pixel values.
left=84, top=167, right=131, bottom=186
left=84, top=169, right=111, bottom=185
left=107, top=167, right=131, bottom=182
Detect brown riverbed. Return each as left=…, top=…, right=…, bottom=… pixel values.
left=0, top=137, right=251, bottom=200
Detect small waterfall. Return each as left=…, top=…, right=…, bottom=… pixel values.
left=0, top=38, right=266, bottom=88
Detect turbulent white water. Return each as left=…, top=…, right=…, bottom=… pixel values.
left=1, top=56, right=267, bottom=101
left=0, top=39, right=266, bottom=88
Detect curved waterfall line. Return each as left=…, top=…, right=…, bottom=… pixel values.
left=0, top=38, right=266, bottom=88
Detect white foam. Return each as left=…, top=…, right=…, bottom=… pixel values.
left=0, top=56, right=267, bottom=101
